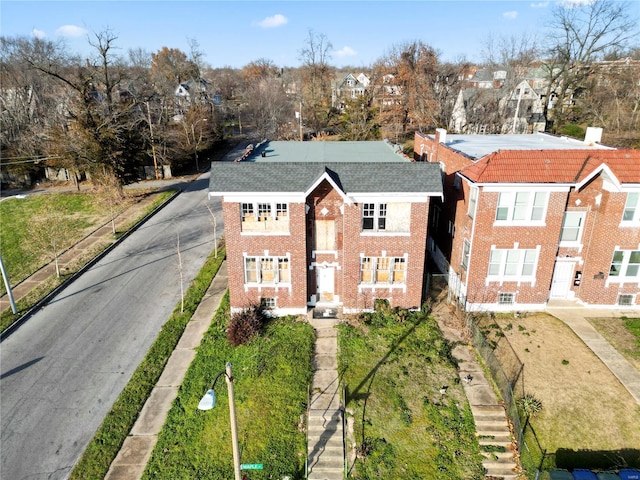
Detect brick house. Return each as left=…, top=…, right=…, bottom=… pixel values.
left=415, top=128, right=640, bottom=311
left=208, top=141, right=443, bottom=316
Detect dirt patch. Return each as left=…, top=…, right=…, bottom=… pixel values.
left=490, top=313, right=640, bottom=453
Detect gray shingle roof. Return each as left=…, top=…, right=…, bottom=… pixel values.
left=209, top=161, right=443, bottom=195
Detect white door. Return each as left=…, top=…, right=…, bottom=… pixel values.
left=549, top=261, right=575, bottom=299
left=317, top=266, right=335, bottom=302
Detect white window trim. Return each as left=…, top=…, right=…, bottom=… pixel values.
left=358, top=253, right=408, bottom=291
left=485, top=245, right=540, bottom=286
left=362, top=202, right=387, bottom=233
left=461, top=239, right=470, bottom=270
left=559, top=211, right=586, bottom=248
left=243, top=253, right=292, bottom=290
left=621, top=191, right=640, bottom=226
left=494, top=191, right=549, bottom=226
left=607, top=248, right=640, bottom=286
left=468, top=186, right=478, bottom=219
left=617, top=294, right=636, bottom=306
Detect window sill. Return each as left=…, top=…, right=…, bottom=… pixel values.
left=360, top=231, right=411, bottom=237
left=493, top=221, right=546, bottom=227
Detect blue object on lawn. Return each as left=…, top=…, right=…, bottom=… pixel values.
left=619, top=469, right=640, bottom=480
left=551, top=470, right=575, bottom=480
left=597, top=472, right=621, bottom=480
left=573, top=469, right=598, bottom=480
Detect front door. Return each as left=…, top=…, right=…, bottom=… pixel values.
left=549, top=261, right=575, bottom=299
left=317, top=266, right=335, bottom=302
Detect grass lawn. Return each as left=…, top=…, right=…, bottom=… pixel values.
left=588, top=317, right=640, bottom=371
left=143, top=303, right=315, bottom=480
left=489, top=314, right=640, bottom=468
left=0, top=192, right=103, bottom=289
left=339, top=307, right=484, bottom=479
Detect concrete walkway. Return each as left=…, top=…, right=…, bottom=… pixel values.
left=307, top=316, right=344, bottom=480
left=546, top=304, right=640, bottom=404
left=433, top=305, right=521, bottom=479
left=104, top=261, right=228, bottom=480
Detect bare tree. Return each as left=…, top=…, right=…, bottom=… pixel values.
left=542, top=0, right=639, bottom=131
left=298, top=30, right=334, bottom=133
left=243, top=77, right=293, bottom=139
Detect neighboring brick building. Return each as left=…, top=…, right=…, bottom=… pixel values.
left=415, top=128, right=640, bottom=311
left=209, top=141, right=443, bottom=316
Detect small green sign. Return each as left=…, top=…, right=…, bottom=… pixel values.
left=241, top=463, right=263, bottom=470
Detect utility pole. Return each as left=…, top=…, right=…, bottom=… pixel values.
left=299, top=100, right=303, bottom=141
left=0, top=254, right=17, bottom=314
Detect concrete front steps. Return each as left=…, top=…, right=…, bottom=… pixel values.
left=307, top=316, right=344, bottom=480
left=472, top=405, right=519, bottom=479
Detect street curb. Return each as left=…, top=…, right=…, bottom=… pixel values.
left=0, top=189, right=181, bottom=342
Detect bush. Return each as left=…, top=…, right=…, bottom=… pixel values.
left=226, top=305, right=264, bottom=346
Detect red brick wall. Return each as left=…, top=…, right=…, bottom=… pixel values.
left=223, top=201, right=307, bottom=310
left=342, top=201, right=429, bottom=311
left=417, top=126, right=640, bottom=308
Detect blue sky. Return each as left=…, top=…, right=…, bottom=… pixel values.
left=1, top=1, right=582, bottom=68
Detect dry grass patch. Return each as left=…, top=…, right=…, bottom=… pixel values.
left=587, top=317, right=640, bottom=371
left=490, top=314, right=640, bottom=453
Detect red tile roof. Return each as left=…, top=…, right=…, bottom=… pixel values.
left=460, top=149, right=640, bottom=184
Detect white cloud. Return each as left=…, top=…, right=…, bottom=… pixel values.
left=55, top=25, right=88, bottom=38
left=31, top=29, right=46, bottom=39
left=559, top=0, right=595, bottom=7
left=530, top=2, right=549, bottom=7
left=503, top=10, right=518, bottom=19
left=256, top=14, right=288, bottom=28
left=335, top=46, right=357, bottom=58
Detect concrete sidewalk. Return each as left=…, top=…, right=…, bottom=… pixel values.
left=105, top=261, right=228, bottom=480
left=546, top=304, right=640, bottom=404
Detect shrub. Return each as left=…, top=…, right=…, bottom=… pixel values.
left=226, top=305, right=264, bottom=346
left=518, top=393, right=543, bottom=418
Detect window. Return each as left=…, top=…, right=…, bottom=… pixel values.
left=488, top=248, right=538, bottom=279
left=462, top=239, right=470, bottom=270
left=618, top=294, right=634, bottom=306
left=623, top=192, right=640, bottom=223
left=278, top=258, right=290, bottom=283
left=241, top=203, right=254, bottom=221
left=245, top=257, right=258, bottom=283
left=362, top=203, right=387, bottom=231
left=261, top=297, right=276, bottom=308
left=276, top=203, right=288, bottom=219
left=258, top=203, right=271, bottom=221
left=244, top=256, right=291, bottom=284
left=360, top=256, right=406, bottom=285
left=498, top=292, right=515, bottom=304
left=361, top=257, right=374, bottom=283
left=495, top=192, right=547, bottom=223
left=241, top=202, right=289, bottom=233
left=609, top=250, right=640, bottom=279
left=468, top=186, right=478, bottom=219
left=560, top=212, right=585, bottom=243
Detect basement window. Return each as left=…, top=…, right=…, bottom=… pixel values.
left=498, top=292, right=515, bottom=305
left=618, top=294, right=634, bottom=306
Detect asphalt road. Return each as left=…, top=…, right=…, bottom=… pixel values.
left=0, top=172, right=223, bottom=480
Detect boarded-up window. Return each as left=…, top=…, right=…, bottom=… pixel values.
left=315, top=220, right=336, bottom=250
left=361, top=257, right=374, bottom=283
left=376, top=257, right=391, bottom=283
left=278, top=258, right=290, bottom=282
left=261, top=258, right=276, bottom=282
left=393, top=258, right=406, bottom=283
left=385, top=203, right=411, bottom=232
left=245, top=257, right=258, bottom=282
